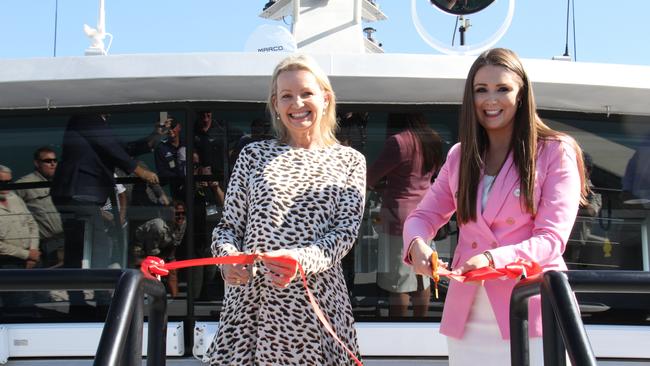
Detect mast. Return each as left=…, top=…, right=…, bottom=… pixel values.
left=84, top=0, right=112, bottom=56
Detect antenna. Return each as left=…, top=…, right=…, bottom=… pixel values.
left=571, top=0, right=577, bottom=61
left=553, top=0, right=575, bottom=61
left=53, top=0, right=59, bottom=57
left=562, top=0, right=571, bottom=57
left=84, top=0, right=113, bottom=56
left=458, top=15, right=470, bottom=46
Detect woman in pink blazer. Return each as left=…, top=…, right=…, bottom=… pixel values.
left=403, top=48, right=588, bottom=365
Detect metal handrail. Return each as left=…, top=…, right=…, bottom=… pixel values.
left=0, top=269, right=167, bottom=366
left=510, top=270, right=650, bottom=366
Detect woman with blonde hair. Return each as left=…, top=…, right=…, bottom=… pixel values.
left=404, top=48, right=587, bottom=365
left=204, top=54, right=365, bottom=365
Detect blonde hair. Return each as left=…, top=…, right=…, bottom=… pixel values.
left=267, top=54, right=338, bottom=146
left=456, top=48, right=588, bottom=224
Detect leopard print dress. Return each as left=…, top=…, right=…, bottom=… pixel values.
left=204, top=139, right=366, bottom=365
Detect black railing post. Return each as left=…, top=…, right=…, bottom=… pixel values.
left=542, top=271, right=597, bottom=366
left=541, top=280, right=566, bottom=366
left=145, top=278, right=168, bottom=366
left=94, top=270, right=143, bottom=366
left=122, top=278, right=144, bottom=366
left=509, top=276, right=542, bottom=366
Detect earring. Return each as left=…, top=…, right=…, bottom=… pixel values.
left=517, top=99, right=523, bottom=108
left=275, top=113, right=280, bottom=120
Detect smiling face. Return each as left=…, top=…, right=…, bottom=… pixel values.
left=174, top=203, right=186, bottom=226
left=273, top=69, right=330, bottom=144
left=168, top=122, right=181, bottom=140
left=473, top=64, right=523, bottom=138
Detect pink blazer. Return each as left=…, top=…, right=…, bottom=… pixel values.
left=403, top=138, right=581, bottom=339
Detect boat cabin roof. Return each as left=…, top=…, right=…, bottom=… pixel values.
left=0, top=52, right=649, bottom=115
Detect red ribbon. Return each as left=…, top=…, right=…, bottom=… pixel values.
left=141, top=254, right=363, bottom=366
left=437, top=259, right=542, bottom=283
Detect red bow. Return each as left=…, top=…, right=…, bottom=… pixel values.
left=438, top=259, right=542, bottom=283
left=140, top=254, right=362, bottom=366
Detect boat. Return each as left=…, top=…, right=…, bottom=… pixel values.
left=1, top=0, right=649, bottom=364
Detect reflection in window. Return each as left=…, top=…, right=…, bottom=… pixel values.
left=2, top=107, right=650, bottom=327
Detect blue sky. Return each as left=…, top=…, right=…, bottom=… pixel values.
left=1, top=0, right=648, bottom=66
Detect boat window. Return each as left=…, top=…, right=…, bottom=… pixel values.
left=0, top=110, right=196, bottom=321
left=1, top=105, right=649, bottom=328
left=346, top=109, right=458, bottom=321
left=541, top=111, right=650, bottom=325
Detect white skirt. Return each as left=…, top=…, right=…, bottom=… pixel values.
left=447, top=286, right=545, bottom=366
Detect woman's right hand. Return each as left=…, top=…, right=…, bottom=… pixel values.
left=221, top=254, right=252, bottom=286
left=409, top=238, right=436, bottom=277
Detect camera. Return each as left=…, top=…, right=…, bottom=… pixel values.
left=158, top=121, right=170, bottom=143
left=159, top=121, right=170, bottom=135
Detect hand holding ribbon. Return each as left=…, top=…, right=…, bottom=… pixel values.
left=433, top=258, right=542, bottom=283
left=260, top=249, right=299, bottom=288
left=140, top=253, right=363, bottom=366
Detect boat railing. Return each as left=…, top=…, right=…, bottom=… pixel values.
left=0, top=268, right=167, bottom=366
left=510, top=270, right=650, bottom=366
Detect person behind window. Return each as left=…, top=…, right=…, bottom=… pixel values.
left=203, top=54, right=366, bottom=365
left=194, top=110, right=242, bottom=188
left=404, top=48, right=588, bottom=365
left=132, top=201, right=186, bottom=297
left=154, top=117, right=186, bottom=200
left=15, top=147, right=64, bottom=269
left=0, top=164, right=42, bottom=313
left=337, top=112, right=368, bottom=153
left=51, top=114, right=159, bottom=312
left=52, top=113, right=159, bottom=268
left=187, top=151, right=223, bottom=301
left=567, top=152, right=602, bottom=268
left=621, top=131, right=650, bottom=206
left=367, top=112, right=443, bottom=317
left=99, top=173, right=129, bottom=268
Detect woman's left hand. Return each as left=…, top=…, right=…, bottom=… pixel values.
left=260, top=250, right=299, bottom=288
left=451, top=253, right=491, bottom=275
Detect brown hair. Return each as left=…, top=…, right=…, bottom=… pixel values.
left=267, top=54, right=338, bottom=146
left=33, top=146, right=56, bottom=161
left=456, top=48, right=588, bottom=224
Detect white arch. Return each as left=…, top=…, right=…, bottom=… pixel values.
left=411, top=0, right=516, bottom=56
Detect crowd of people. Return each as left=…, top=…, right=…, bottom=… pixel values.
left=0, top=48, right=607, bottom=364
left=0, top=110, right=268, bottom=308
